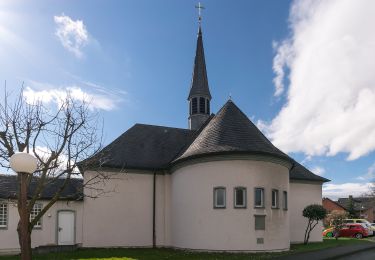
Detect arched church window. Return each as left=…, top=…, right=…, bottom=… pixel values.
left=192, top=98, right=198, bottom=114
left=199, top=97, right=205, bottom=113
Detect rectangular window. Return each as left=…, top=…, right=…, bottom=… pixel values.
left=192, top=98, right=198, bottom=114
left=206, top=100, right=210, bottom=114
left=254, top=188, right=264, bottom=208
left=254, top=215, right=266, bottom=230
left=283, top=191, right=288, bottom=210
left=234, top=187, right=246, bottom=208
left=199, top=97, right=206, bottom=113
left=214, top=187, right=226, bottom=208
left=272, top=189, right=279, bottom=208
left=30, top=203, right=42, bottom=229
left=0, top=203, right=7, bottom=228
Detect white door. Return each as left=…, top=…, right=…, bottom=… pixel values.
left=57, top=211, right=75, bottom=245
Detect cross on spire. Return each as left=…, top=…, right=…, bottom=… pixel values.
left=195, top=2, right=205, bottom=24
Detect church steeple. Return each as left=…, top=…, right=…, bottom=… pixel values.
left=188, top=5, right=212, bottom=130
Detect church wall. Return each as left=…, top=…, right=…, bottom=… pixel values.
left=0, top=200, right=83, bottom=254
left=289, top=181, right=323, bottom=243
left=170, top=159, right=290, bottom=251
left=82, top=170, right=168, bottom=248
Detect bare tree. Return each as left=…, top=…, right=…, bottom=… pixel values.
left=0, top=86, right=110, bottom=259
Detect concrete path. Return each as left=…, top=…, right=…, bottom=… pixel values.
left=276, top=241, right=375, bottom=260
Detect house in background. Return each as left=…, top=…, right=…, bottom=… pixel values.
left=0, top=19, right=329, bottom=253
left=322, top=197, right=347, bottom=214
left=337, top=196, right=375, bottom=222
left=322, top=197, right=348, bottom=226
left=0, top=175, right=83, bottom=254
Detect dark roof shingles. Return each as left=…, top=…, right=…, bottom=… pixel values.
left=175, top=100, right=289, bottom=162
left=188, top=26, right=211, bottom=99
left=0, top=174, right=83, bottom=200
left=290, top=161, right=330, bottom=183
left=95, top=124, right=195, bottom=170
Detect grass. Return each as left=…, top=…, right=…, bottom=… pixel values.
left=0, top=238, right=372, bottom=260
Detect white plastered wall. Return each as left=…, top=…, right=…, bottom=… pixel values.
left=171, top=159, right=290, bottom=251
left=82, top=170, right=169, bottom=248
left=0, top=200, right=83, bottom=254
left=289, top=181, right=323, bottom=243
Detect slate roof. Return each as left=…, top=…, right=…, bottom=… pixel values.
left=337, top=197, right=375, bottom=211
left=0, top=174, right=83, bottom=200
left=289, top=161, right=330, bottom=183
left=174, top=100, right=290, bottom=163
left=84, top=124, right=196, bottom=170
left=82, top=101, right=328, bottom=183
left=188, top=26, right=211, bottom=99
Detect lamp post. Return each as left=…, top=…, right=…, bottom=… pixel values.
left=10, top=152, right=37, bottom=260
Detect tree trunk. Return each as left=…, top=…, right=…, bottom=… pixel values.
left=17, top=173, right=32, bottom=260
left=17, top=221, right=32, bottom=260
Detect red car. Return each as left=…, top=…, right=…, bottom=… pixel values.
left=325, top=224, right=369, bottom=239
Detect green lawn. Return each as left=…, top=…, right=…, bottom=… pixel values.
left=0, top=238, right=373, bottom=260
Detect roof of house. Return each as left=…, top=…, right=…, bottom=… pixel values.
left=82, top=101, right=328, bottom=183
left=289, top=161, right=330, bottom=183
left=323, top=197, right=347, bottom=211
left=0, top=174, right=83, bottom=201
left=174, top=100, right=290, bottom=163
left=337, top=197, right=375, bottom=211
left=83, top=124, right=196, bottom=171
left=188, top=26, right=211, bottom=100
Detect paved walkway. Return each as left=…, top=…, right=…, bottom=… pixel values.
left=276, top=241, right=375, bottom=260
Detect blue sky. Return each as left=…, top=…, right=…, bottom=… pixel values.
left=1, top=0, right=374, bottom=199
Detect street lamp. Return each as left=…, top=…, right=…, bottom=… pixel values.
left=10, top=152, right=37, bottom=260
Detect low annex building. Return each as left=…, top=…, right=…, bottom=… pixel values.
left=0, top=20, right=329, bottom=253
left=0, top=175, right=83, bottom=254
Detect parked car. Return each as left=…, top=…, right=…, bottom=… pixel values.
left=322, top=227, right=335, bottom=237
left=344, top=219, right=374, bottom=235
left=322, top=224, right=368, bottom=239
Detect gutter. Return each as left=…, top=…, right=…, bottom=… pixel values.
left=152, top=171, right=156, bottom=248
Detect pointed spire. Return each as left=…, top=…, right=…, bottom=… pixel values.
left=188, top=25, right=211, bottom=100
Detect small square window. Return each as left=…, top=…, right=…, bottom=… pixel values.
left=272, top=189, right=279, bottom=208
left=234, top=187, right=246, bottom=208
left=0, top=203, right=7, bottom=228
left=214, top=187, right=226, bottom=208
left=254, top=188, right=264, bottom=208
left=255, top=215, right=266, bottom=230
left=30, top=203, right=43, bottom=229
left=283, top=191, right=288, bottom=210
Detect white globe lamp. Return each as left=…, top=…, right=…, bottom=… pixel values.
left=10, top=152, right=38, bottom=174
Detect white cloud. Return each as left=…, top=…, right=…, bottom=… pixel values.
left=54, top=14, right=89, bottom=58
left=23, top=81, right=123, bottom=111
left=265, top=0, right=375, bottom=160
left=323, top=182, right=372, bottom=200
left=309, top=166, right=325, bottom=176
left=357, top=162, right=375, bottom=181
left=272, top=40, right=293, bottom=96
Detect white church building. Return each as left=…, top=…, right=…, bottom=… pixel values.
left=0, top=20, right=328, bottom=253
